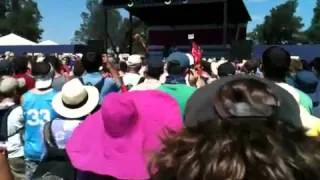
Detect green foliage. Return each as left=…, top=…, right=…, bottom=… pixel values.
left=0, top=0, right=43, bottom=42
left=73, top=0, right=147, bottom=53
left=306, top=0, right=320, bottom=42
left=73, top=0, right=122, bottom=44
left=248, top=0, right=303, bottom=44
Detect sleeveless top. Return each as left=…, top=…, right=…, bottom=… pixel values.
left=22, top=89, right=58, bottom=161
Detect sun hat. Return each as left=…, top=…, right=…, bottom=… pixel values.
left=31, top=61, right=54, bottom=89
left=127, top=54, right=142, bottom=66
left=184, top=75, right=302, bottom=129
left=66, top=90, right=183, bottom=179
left=52, top=79, right=99, bottom=119
left=166, top=52, right=190, bottom=69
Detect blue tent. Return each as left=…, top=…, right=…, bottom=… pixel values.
left=0, top=45, right=87, bottom=54
left=253, top=45, right=320, bottom=62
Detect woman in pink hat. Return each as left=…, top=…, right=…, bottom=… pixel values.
left=66, top=90, right=183, bottom=180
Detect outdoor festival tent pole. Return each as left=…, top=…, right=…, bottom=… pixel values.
left=129, top=12, right=133, bottom=55
left=104, top=6, right=108, bottom=52
left=104, top=6, right=120, bottom=62
left=223, top=0, right=228, bottom=46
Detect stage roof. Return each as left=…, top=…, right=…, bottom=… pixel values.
left=103, top=0, right=251, bottom=26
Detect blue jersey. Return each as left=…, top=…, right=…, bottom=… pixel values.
left=22, top=89, right=58, bottom=161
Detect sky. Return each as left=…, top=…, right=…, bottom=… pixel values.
left=37, top=0, right=316, bottom=44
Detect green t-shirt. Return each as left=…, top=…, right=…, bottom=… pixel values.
left=158, top=84, right=196, bottom=115
left=296, top=89, right=313, bottom=113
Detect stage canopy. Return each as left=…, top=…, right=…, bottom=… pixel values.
left=38, top=40, right=59, bottom=45
left=0, top=33, right=37, bottom=46
left=103, top=0, right=251, bottom=26
left=0, top=45, right=86, bottom=54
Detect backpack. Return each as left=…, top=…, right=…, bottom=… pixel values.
left=0, top=105, right=19, bottom=142
left=78, top=77, right=104, bottom=93
left=32, top=121, right=76, bottom=180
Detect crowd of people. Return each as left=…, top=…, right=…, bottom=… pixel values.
left=0, top=46, right=320, bottom=180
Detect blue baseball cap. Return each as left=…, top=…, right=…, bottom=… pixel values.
left=166, top=52, right=190, bottom=69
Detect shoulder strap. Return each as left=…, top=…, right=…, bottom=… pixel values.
left=0, top=105, right=19, bottom=141
left=43, top=121, right=58, bottom=149
left=43, top=121, right=69, bottom=161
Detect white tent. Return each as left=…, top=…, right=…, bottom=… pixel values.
left=38, top=40, right=58, bottom=45
left=0, top=33, right=37, bottom=45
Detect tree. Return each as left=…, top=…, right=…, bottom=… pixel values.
left=248, top=0, right=303, bottom=44
left=306, top=0, right=320, bottom=42
left=247, top=24, right=263, bottom=44
left=73, top=0, right=147, bottom=54
left=0, top=0, right=6, bottom=19
left=73, top=0, right=122, bottom=45
left=0, top=0, right=43, bottom=41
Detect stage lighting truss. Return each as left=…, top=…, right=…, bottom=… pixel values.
left=128, top=0, right=135, bottom=7
left=164, top=0, right=172, bottom=5
left=127, top=0, right=188, bottom=7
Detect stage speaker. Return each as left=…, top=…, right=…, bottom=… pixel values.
left=87, top=40, right=106, bottom=53
left=230, top=40, right=253, bottom=60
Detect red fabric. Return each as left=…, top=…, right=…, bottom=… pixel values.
left=60, top=65, right=71, bottom=80
left=120, top=85, right=128, bottom=93
left=60, top=64, right=70, bottom=74
left=26, top=68, right=32, bottom=75
left=14, top=73, right=35, bottom=90
left=191, top=42, right=203, bottom=65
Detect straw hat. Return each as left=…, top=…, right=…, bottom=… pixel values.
left=52, top=79, right=99, bottom=119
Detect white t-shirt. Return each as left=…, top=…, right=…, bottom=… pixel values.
left=122, top=73, right=142, bottom=88
left=130, top=78, right=161, bottom=91
left=0, top=100, right=24, bottom=159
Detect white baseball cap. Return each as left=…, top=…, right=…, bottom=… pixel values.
left=127, top=54, right=142, bottom=66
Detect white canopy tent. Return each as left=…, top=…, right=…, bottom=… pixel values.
left=0, top=33, right=37, bottom=45
left=38, top=40, right=58, bottom=45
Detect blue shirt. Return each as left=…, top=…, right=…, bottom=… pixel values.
left=22, top=89, right=58, bottom=161
left=49, top=119, right=82, bottom=149
left=81, top=72, right=119, bottom=102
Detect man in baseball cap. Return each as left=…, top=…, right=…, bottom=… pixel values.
left=158, top=52, right=196, bottom=115
left=122, top=55, right=143, bottom=89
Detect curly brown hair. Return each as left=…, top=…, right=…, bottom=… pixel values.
left=150, top=78, right=320, bottom=180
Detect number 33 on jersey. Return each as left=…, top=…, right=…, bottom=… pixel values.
left=26, top=109, right=52, bottom=126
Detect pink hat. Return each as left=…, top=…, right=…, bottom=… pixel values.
left=66, top=90, right=183, bottom=179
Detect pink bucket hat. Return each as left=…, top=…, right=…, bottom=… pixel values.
left=66, top=90, right=183, bottom=179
